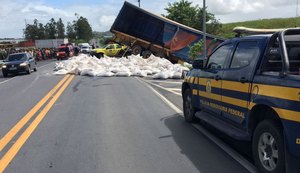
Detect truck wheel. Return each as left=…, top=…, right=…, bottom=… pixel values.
left=142, top=50, right=152, bottom=59
left=252, top=120, right=285, bottom=173
left=132, top=45, right=142, bottom=55
left=155, top=52, right=165, bottom=58
left=183, top=88, right=197, bottom=123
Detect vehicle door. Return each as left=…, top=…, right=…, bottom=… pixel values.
left=198, top=43, right=233, bottom=117
left=106, top=44, right=115, bottom=56
left=221, top=40, right=262, bottom=125
left=114, top=44, right=122, bottom=56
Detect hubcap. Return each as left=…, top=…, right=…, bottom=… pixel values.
left=184, top=94, right=192, bottom=117
left=258, top=132, right=279, bottom=171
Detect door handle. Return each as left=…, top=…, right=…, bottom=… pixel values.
left=214, top=75, right=221, bottom=81
left=239, top=77, right=248, bottom=83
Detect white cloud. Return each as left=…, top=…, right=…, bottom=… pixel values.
left=0, top=0, right=299, bottom=38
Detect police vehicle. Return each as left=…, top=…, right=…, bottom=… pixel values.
left=182, top=28, right=300, bottom=173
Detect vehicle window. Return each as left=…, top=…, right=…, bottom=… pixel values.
left=59, top=47, right=66, bottom=52
left=8, top=54, right=27, bottom=61
left=287, top=44, right=300, bottom=73
left=116, top=45, right=121, bottom=49
left=106, top=45, right=114, bottom=49
left=230, top=41, right=259, bottom=68
left=207, top=44, right=232, bottom=69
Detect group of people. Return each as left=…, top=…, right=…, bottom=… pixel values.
left=0, top=48, right=58, bottom=61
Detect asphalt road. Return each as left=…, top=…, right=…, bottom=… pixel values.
left=0, top=62, right=252, bottom=173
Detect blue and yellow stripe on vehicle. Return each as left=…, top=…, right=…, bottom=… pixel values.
left=185, top=77, right=300, bottom=123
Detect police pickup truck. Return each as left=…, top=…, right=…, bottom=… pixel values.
left=182, top=29, right=300, bottom=173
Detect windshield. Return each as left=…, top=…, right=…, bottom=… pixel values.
left=7, top=54, right=27, bottom=61
left=81, top=46, right=88, bottom=49
left=58, top=48, right=66, bottom=52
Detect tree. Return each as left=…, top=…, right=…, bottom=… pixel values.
left=188, top=39, right=204, bottom=60
left=24, top=19, right=39, bottom=40
left=56, top=18, right=65, bottom=38
left=45, top=18, right=57, bottom=39
left=66, top=22, right=76, bottom=41
left=74, top=16, right=93, bottom=42
left=164, top=0, right=222, bottom=35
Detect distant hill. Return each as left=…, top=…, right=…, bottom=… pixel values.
left=218, top=17, right=300, bottom=38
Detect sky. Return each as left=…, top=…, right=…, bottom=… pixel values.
left=0, top=0, right=299, bottom=38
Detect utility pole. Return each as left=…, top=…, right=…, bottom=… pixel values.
left=203, top=0, right=206, bottom=58
left=297, top=0, right=299, bottom=17
left=138, top=0, right=140, bottom=7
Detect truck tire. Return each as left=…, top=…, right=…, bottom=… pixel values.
left=132, top=45, right=142, bottom=55
left=183, top=88, right=197, bottom=123
left=142, top=50, right=152, bottom=59
left=155, top=52, right=165, bottom=58
left=252, top=120, right=285, bottom=173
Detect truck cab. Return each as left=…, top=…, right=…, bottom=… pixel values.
left=182, top=29, right=300, bottom=173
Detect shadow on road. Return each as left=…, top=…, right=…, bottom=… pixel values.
left=162, top=114, right=250, bottom=173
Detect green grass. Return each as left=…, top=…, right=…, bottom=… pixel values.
left=218, top=17, right=300, bottom=38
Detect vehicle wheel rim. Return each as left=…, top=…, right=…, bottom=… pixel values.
left=258, top=132, right=278, bottom=171
left=184, top=94, right=192, bottom=118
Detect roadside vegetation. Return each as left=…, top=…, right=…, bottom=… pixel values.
left=219, top=17, right=300, bottom=38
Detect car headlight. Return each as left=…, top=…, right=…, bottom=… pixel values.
left=2, top=65, right=6, bottom=68
left=20, top=62, right=28, bottom=66
left=57, top=53, right=59, bottom=56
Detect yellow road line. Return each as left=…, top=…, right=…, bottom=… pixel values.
left=0, top=75, right=71, bottom=152
left=0, top=75, right=74, bottom=173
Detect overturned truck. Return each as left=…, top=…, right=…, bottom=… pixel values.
left=110, top=1, right=224, bottom=63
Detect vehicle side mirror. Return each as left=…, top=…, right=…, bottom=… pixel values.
left=192, top=59, right=204, bottom=69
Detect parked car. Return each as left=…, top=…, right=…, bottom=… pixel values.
left=80, top=46, right=91, bottom=54
left=2, top=53, right=37, bottom=77
left=182, top=28, right=300, bottom=173
left=57, top=43, right=74, bottom=60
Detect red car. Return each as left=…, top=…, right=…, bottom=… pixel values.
left=57, top=44, right=74, bottom=60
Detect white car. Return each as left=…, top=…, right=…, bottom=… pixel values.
left=80, top=46, right=91, bottom=54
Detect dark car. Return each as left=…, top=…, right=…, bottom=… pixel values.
left=2, top=53, right=37, bottom=77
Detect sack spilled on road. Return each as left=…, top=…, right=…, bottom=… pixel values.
left=53, top=54, right=190, bottom=79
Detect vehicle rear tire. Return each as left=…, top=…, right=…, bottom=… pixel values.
left=252, top=120, right=285, bottom=173
left=34, top=67, right=37, bottom=72
left=183, top=88, right=197, bottom=123
left=132, top=45, right=142, bottom=55
left=142, top=50, right=152, bottom=59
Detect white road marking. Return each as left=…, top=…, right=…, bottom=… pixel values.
left=141, top=78, right=182, bottom=96
left=147, top=80, right=183, bottom=84
left=136, top=77, right=182, bottom=113
left=0, top=77, right=16, bottom=85
left=165, top=88, right=181, bottom=91
left=137, top=77, right=257, bottom=173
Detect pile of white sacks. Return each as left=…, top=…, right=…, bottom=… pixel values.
left=53, top=54, right=190, bottom=79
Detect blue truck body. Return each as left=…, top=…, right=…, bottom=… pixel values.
left=110, top=1, right=224, bottom=63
